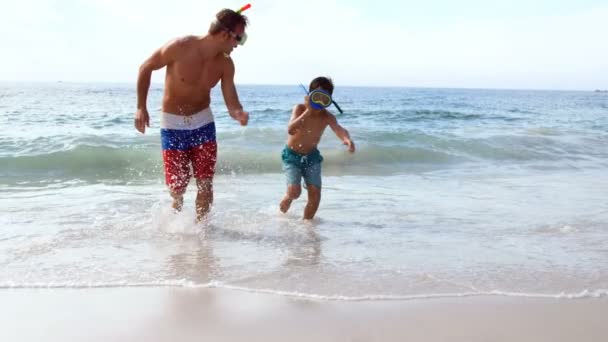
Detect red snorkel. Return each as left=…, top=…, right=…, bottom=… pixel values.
left=236, top=3, right=251, bottom=14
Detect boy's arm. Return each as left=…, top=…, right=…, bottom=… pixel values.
left=135, top=38, right=182, bottom=134
left=221, top=57, right=248, bottom=126
left=287, top=103, right=310, bottom=135
left=328, top=114, right=355, bottom=153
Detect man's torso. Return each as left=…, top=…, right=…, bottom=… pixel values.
left=162, top=37, right=227, bottom=115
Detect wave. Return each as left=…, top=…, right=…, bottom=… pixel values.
left=341, top=109, right=521, bottom=122
left=1, top=129, right=606, bottom=184
left=0, top=145, right=163, bottom=183
left=0, top=144, right=453, bottom=183
left=1, top=280, right=606, bottom=301
left=0, top=145, right=602, bottom=184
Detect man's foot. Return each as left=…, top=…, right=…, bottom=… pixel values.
left=279, top=196, right=293, bottom=213
left=172, top=197, right=183, bottom=213
left=195, top=211, right=209, bottom=225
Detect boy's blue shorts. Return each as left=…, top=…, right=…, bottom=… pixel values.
left=281, top=146, right=323, bottom=189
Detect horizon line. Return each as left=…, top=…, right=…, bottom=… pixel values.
left=0, top=80, right=602, bottom=93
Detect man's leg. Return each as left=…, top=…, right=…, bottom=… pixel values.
left=303, top=184, right=321, bottom=220
left=170, top=190, right=185, bottom=212
left=195, top=178, right=213, bottom=222
left=191, top=139, right=217, bottom=223
left=163, top=149, right=191, bottom=213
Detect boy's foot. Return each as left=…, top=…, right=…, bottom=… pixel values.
left=279, top=196, right=293, bottom=213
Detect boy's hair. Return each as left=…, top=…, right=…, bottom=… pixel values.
left=309, top=77, right=334, bottom=95
left=209, top=9, right=248, bottom=35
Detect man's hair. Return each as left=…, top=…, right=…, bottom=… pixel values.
left=309, top=77, right=334, bottom=95
left=209, top=9, right=248, bottom=35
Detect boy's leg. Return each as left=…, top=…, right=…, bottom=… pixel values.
left=280, top=184, right=301, bottom=213
left=280, top=163, right=302, bottom=213
left=303, top=184, right=321, bottom=220
left=302, top=163, right=322, bottom=220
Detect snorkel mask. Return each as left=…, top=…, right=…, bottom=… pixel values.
left=300, top=84, right=344, bottom=114
left=233, top=4, right=251, bottom=46
left=216, top=4, right=251, bottom=47
left=309, top=89, right=332, bottom=110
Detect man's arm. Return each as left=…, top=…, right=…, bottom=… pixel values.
left=134, top=39, right=180, bottom=133
left=328, top=114, right=355, bottom=152
left=221, top=57, right=248, bottom=126
left=287, top=103, right=310, bottom=135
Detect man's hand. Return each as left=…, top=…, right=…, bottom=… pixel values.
left=344, top=139, right=355, bottom=153
left=134, top=108, right=150, bottom=134
left=230, top=109, right=249, bottom=126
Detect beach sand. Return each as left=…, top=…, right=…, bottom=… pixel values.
left=2, top=288, right=607, bottom=342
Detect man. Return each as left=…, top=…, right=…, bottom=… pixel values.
left=134, top=8, right=250, bottom=222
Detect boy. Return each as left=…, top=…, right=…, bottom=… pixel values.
left=279, top=77, right=355, bottom=219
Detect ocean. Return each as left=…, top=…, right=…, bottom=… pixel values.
left=1, top=82, right=607, bottom=300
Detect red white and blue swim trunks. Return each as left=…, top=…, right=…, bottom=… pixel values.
left=160, top=108, right=217, bottom=194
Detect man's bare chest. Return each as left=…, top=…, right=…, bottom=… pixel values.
left=171, top=55, right=223, bottom=87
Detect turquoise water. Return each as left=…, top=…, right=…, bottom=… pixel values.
left=1, top=83, right=607, bottom=299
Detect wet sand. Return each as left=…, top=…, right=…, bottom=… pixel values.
left=2, top=288, right=607, bottom=342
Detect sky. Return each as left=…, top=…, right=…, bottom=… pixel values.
left=1, top=0, right=607, bottom=90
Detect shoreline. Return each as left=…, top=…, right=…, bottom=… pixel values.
left=3, top=287, right=607, bottom=342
